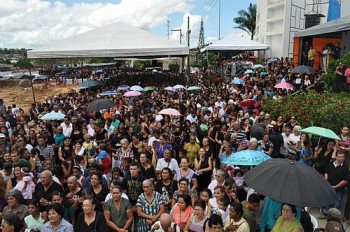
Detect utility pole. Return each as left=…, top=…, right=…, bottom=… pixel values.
left=167, top=18, right=170, bottom=40
left=187, top=16, right=191, bottom=73
left=219, top=0, right=221, bottom=40
left=171, top=29, right=182, bottom=44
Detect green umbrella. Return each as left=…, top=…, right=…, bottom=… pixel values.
left=144, top=86, right=155, bottom=91
left=187, top=86, right=201, bottom=91
left=300, top=126, right=340, bottom=141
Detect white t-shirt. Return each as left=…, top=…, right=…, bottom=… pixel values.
left=156, top=158, right=179, bottom=172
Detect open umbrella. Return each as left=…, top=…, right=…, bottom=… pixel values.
left=240, top=99, right=257, bottom=108
left=252, top=64, right=265, bottom=69
left=117, top=85, right=130, bottom=91
left=164, top=86, right=175, bottom=91
left=86, top=99, right=115, bottom=112
left=80, top=80, right=103, bottom=88
left=40, top=111, right=66, bottom=120
left=173, top=84, right=186, bottom=90
left=123, top=91, right=142, bottom=97
left=244, top=158, right=336, bottom=207
left=300, top=126, right=340, bottom=141
left=249, top=56, right=258, bottom=59
left=223, top=150, right=271, bottom=166
left=100, top=90, right=117, bottom=96
left=244, top=70, right=254, bottom=75
left=231, top=79, right=244, bottom=85
left=274, top=82, right=294, bottom=90
left=130, top=85, right=144, bottom=91
left=158, top=108, right=181, bottom=116
left=267, top=58, right=278, bottom=63
left=187, top=86, right=201, bottom=91
left=292, top=65, right=315, bottom=74
left=144, top=86, right=155, bottom=92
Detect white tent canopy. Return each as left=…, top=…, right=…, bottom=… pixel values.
left=201, top=33, right=269, bottom=52
left=28, top=21, right=189, bottom=59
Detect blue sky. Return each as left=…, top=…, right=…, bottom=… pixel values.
left=0, top=0, right=255, bottom=48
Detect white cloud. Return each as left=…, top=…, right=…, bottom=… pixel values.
left=0, top=0, right=194, bottom=48
left=169, top=13, right=202, bottom=48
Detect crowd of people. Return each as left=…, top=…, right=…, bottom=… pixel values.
left=0, top=58, right=349, bottom=232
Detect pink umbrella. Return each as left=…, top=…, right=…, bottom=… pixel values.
left=123, top=91, right=142, bottom=97
left=158, top=108, right=181, bottom=116
left=274, top=82, right=294, bottom=90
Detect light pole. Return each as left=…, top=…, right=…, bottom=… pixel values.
left=171, top=29, right=183, bottom=44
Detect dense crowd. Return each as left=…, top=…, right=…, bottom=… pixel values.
left=0, top=58, right=349, bottom=232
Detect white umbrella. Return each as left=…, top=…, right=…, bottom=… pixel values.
left=130, top=85, right=144, bottom=91
left=40, top=111, right=66, bottom=120
left=173, top=84, right=185, bottom=90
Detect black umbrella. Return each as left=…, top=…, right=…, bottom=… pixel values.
left=244, top=158, right=336, bottom=207
left=86, top=99, right=115, bottom=112
left=292, top=65, right=315, bottom=74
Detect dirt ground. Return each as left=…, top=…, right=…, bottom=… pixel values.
left=0, top=80, right=78, bottom=111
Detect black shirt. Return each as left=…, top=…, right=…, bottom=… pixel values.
left=75, top=211, right=110, bottom=232
left=32, top=181, right=63, bottom=211
left=326, top=162, right=349, bottom=192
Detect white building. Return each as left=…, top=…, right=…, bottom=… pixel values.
left=256, top=0, right=350, bottom=58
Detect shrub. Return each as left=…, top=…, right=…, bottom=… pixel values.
left=323, top=52, right=350, bottom=91
left=262, top=90, right=350, bottom=132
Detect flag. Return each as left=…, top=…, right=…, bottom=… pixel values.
left=327, top=0, right=341, bottom=22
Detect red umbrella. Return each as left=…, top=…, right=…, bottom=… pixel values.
left=240, top=99, right=257, bottom=108
left=249, top=56, right=258, bottom=59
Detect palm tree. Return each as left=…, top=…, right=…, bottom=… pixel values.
left=233, top=3, right=256, bottom=40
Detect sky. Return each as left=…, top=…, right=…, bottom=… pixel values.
left=0, top=0, right=255, bottom=49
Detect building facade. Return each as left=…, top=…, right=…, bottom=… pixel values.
left=256, top=0, right=350, bottom=58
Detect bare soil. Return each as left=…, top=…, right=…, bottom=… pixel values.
left=0, top=80, right=78, bottom=111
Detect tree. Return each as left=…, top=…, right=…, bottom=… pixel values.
left=233, top=3, right=256, bottom=40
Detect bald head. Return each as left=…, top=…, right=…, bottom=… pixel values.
left=159, top=213, right=172, bottom=229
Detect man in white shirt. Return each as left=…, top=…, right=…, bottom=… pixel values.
left=156, top=150, right=179, bottom=175
left=60, top=116, right=73, bottom=137
left=186, top=110, right=198, bottom=124
left=280, top=127, right=295, bottom=157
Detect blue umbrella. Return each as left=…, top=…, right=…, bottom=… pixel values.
left=223, top=150, right=271, bottom=166
left=80, top=80, right=103, bottom=88
left=231, top=79, right=244, bottom=85
left=40, top=111, right=66, bottom=120
left=117, top=85, right=130, bottom=91
left=100, top=90, right=117, bottom=96
left=267, top=58, right=278, bottom=63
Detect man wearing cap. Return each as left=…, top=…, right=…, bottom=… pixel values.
left=325, top=208, right=344, bottom=232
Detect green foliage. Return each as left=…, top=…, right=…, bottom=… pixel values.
left=169, top=63, right=180, bottom=72
left=14, top=58, right=33, bottom=68
left=233, top=3, right=256, bottom=40
left=324, top=52, right=350, bottom=91
left=87, top=57, right=115, bottom=64
left=133, top=60, right=152, bottom=69
left=262, top=91, right=350, bottom=132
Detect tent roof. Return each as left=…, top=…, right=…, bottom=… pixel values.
left=28, top=21, right=189, bottom=59
left=294, top=15, right=350, bottom=38
left=201, top=33, right=269, bottom=52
